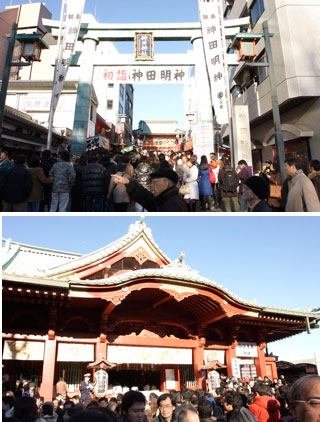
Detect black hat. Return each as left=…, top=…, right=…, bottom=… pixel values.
left=245, top=176, right=269, bottom=199
left=150, top=169, right=179, bottom=185
left=265, top=160, right=272, bottom=164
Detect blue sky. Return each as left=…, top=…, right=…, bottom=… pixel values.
left=2, top=215, right=320, bottom=362
left=3, top=0, right=202, bottom=129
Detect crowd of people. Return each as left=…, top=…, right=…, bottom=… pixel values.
left=2, top=373, right=320, bottom=422
left=0, top=148, right=319, bottom=212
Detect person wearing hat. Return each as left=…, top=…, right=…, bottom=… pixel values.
left=111, top=169, right=188, bottom=212
left=79, top=373, right=92, bottom=406
left=242, top=176, right=272, bottom=212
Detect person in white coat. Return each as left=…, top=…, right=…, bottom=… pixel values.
left=183, top=155, right=199, bottom=211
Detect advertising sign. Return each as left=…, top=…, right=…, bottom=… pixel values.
left=199, top=0, right=229, bottom=124
left=204, top=349, right=226, bottom=365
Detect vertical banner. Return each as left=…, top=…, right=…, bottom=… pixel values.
left=199, top=0, right=229, bottom=124
left=192, top=123, right=214, bottom=160
left=51, top=0, right=85, bottom=113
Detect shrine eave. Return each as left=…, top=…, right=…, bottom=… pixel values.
left=2, top=273, right=69, bottom=289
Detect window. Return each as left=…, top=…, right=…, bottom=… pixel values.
left=119, top=104, right=123, bottom=114
left=108, top=83, right=114, bottom=88
left=120, top=85, right=124, bottom=98
left=256, top=54, right=268, bottom=84
left=107, top=100, right=113, bottom=110
left=251, top=0, right=264, bottom=27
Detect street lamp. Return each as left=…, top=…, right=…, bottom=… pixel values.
left=0, top=23, right=49, bottom=143
left=229, top=22, right=286, bottom=182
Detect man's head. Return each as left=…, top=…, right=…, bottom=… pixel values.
left=1, top=150, right=9, bottom=161
left=15, top=154, right=27, bottom=166
left=284, top=157, right=302, bottom=177
left=150, top=169, right=179, bottom=197
left=198, top=399, right=213, bottom=419
left=98, top=397, right=108, bottom=407
left=61, top=151, right=71, bottom=162
left=289, top=375, right=320, bottom=422
left=73, top=396, right=81, bottom=405
left=265, top=160, right=272, bottom=167
left=238, top=160, right=247, bottom=168
left=252, top=382, right=270, bottom=397
left=310, top=159, right=320, bottom=172
left=243, top=176, right=269, bottom=202
left=122, top=390, right=146, bottom=422
left=3, top=395, right=15, bottom=412
left=176, top=406, right=199, bottom=422
left=157, top=394, right=175, bottom=422
left=83, top=373, right=91, bottom=381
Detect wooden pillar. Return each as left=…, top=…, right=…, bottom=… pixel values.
left=225, top=343, right=237, bottom=377
left=193, top=338, right=205, bottom=389
left=96, top=334, right=107, bottom=360
left=160, top=367, right=166, bottom=392
left=40, top=332, right=57, bottom=401
left=175, top=367, right=181, bottom=391
left=255, top=343, right=267, bottom=379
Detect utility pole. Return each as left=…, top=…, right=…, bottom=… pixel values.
left=262, top=20, right=286, bottom=182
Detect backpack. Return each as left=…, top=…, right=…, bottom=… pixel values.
left=223, top=168, right=238, bottom=192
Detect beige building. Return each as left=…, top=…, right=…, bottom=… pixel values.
left=224, top=0, right=320, bottom=170
left=1, top=2, right=133, bottom=150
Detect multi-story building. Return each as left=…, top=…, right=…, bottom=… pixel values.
left=1, top=3, right=134, bottom=151
left=224, top=0, right=320, bottom=170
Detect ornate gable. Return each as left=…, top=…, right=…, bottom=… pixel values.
left=45, top=219, right=170, bottom=281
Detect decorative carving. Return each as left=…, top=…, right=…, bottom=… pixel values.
left=231, top=339, right=238, bottom=349
left=259, top=341, right=267, bottom=350
left=48, top=329, right=55, bottom=340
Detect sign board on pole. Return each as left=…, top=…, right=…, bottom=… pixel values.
left=52, top=0, right=85, bottom=113
left=192, top=123, right=214, bottom=161
left=199, top=0, right=229, bottom=124
left=232, top=105, right=252, bottom=167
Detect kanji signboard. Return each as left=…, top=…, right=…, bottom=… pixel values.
left=98, top=66, right=193, bottom=84
left=199, top=0, right=229, bottom=124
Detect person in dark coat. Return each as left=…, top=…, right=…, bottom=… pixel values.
left=218, top=159, right=240, bottom=212
left=266, top=162, right=282, bottom=211
left=111, top=169, right=188, bottom=212
left=2, top=154, right=33, bottom=212
left=79, top=374, right=92, bottom=406
left=81, top=155, right=108, bottom=212
left=237, top=160, right=250, bottom=212
left=71, top=154, right=88, bottom=212
left=242, top=176, right=272, bottom=212
left=309, top=159, right=320, bottom=201
left=39, top=150, right=54, bottom=212
left=223, top=391, right=257, bottom=422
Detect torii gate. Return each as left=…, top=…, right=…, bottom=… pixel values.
left=43, top=16, right=249, bottom=157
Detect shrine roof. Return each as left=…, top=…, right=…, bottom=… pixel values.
left=68, top=263, right=320, bottom=320
left=2, top=219, right=171, bottom=278
left=2, top=238, right=81, bottom=277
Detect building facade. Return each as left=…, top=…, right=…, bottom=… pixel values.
left=1, top=3, right=134, bottom=151
left=135, top=120, right=180, bottom=153
left=3, top=220, right=319, bottom=401
left=224, top=0, right=320, bottom=170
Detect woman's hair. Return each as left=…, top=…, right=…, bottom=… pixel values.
left=199, top=155, right=209, bottom=170
left=29, top=155, right=40, bottom=168
left=124, top=163, right=134, bottom=177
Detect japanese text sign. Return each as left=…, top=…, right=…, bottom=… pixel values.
left=99, top=66, right=193, bottom=84
left=199, top=0, right=229, bottom=124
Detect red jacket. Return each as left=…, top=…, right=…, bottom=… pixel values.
left=249, top=395, right=281, bottom=422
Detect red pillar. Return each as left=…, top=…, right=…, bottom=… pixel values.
left=225, top=345, right=237, bottom=377
left=255, top=343, right=267, bottom=379
left=40, top=335, right=57, bottom=401
left=193, top=339, right=205, bottom=389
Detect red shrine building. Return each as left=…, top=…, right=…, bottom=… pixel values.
left=2, top=220, right=320, bottom=401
